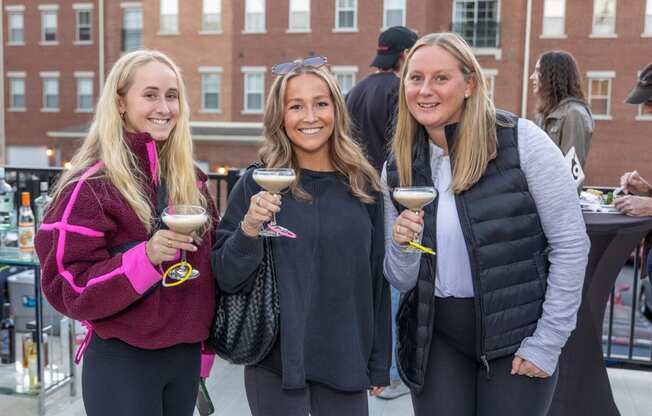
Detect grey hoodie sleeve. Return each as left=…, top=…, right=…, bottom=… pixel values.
left=381, top=164, right=422, bottom=292
left=515, top=118, right=590, bottom=375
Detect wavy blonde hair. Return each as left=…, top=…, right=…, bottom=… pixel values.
left=392, top=32, right=504, bottom=193
left=51, top=49, right=207, bottom=232
left=259, top=65, right=380, bottom=203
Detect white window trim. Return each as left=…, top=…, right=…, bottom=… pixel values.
left=74, top=8, right=93, bottom=45
left=74, top=71, right=95, bottom=78
left=7, top=72, right=26, bottom=112
left=287, top=0, right=311, bottom=33
left=73, top=3, right=94, bottom=10
left=120, top=2, right=142, bottom=8
left=331, top=66, right=358, bottom=94
left=642, top=0, right=652, bottom=37
left=241, top=67, right=266, bottom=114
left=5, top=5, right=25, bottom=12
left=200, top=69, right=223, bottom=113
left=6, top=10, right=25, bottom=46
left=40, top=8, right=58, bottom=45
left=587, top=71, right=615, bottom=120
left=38, top=4, right=60, bottom=11
left=382, top=0, right=406, bottom=29
left=451, top=1, right=502, bottom=58
left=482, top=68, right=498, bottom=101
left=243, top=0, right=266, bottom=34
left=75, top=76, right=94, bottom=113
left=590, top=0, right=618, bottom=38
left=40, top=72, right=61, bottom=112
left=540, top=0, right=566, bottom=38
left=333, top=0, right=358, bottom=32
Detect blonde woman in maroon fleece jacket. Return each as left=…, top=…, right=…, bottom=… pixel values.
left=34, top=50, right=218, bottom=416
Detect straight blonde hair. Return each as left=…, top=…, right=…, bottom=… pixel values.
left=392, top=32, right=501, bottom=193
left=51, top=50, right=207, bottom=232
left=259, top=65, right=380, bottom=203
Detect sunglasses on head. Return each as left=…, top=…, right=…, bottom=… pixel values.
left=271, top=56, right=328, bottom=75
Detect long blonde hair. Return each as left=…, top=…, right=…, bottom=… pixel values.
left=259, top=65, right=380, bottom=203
left=51, top=49, right=206, bottom=232
left=392, top=32, right=501, bottom=193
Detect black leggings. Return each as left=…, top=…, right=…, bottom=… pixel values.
left=411, top=297, right=559, bottom=416
left=82, top=334, right=201, bottom=416
left=244, top=365, right=369, bottom=416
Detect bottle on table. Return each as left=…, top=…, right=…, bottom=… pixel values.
left=0, top=302, right=16, bottom=364
left=34, top=181, right=52, bottom=230
left=0, top=168, right=15, bottom=240
left=18, top=192, right=35, bottom=253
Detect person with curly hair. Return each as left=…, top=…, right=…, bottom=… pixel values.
left=530, top=50, right=594, bottom=167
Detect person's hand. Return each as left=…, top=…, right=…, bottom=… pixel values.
left=614, top=195, right=652, bottom=217
left=620, top=171, right=652, bottom=196
left=241, top=191, right=281, bottom=237
left=369, top=386, right=384, bottom=396
left=145, top=229, right=197, bottom=266
left=392, top=210, right=424, bottom=246
left=511, top=356, right=550, bottom=378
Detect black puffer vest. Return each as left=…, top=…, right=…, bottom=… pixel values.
left=387, top=112, right=550, bottom=393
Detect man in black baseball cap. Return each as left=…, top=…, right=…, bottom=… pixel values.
left=625, top=63, right=652, bottom=114
left=370, top=26, right=419, bottom=70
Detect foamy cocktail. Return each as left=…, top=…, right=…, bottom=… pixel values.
left=252, top=168, right=297, bottom=238
left=393, top=186, right=437, bottom=253
left=161, top=205, right=207, bottom=285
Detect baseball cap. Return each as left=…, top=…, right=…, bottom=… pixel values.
left=371, top=26, right=418, bottom=70
left=625, top=63, right=652, bottom=104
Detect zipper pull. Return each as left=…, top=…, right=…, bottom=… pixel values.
left=481, top=355, right=491, bottom=380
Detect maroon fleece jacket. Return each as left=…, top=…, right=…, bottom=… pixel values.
left=35, top=132, right=217, bottom=349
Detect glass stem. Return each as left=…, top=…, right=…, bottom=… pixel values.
left=181, top=249, right=187, bottom=264
left=412, top=209, right=423, bottom=244
left=270, top=193, right=278, bottom=225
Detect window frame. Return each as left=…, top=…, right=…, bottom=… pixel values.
left=334, top=0, right=358, bottom=32
left=288, top=0, right=311, bottom=33
left=451, top=0, right=501, bottom=51
left=7, top=72, right=26, bottom=111
left=6, top=7, right=25, bottom=45
left=244, top=0, right=266, bottom=34
left=75, top=72, right=94, bottom=113
left=74, top=4, right=94, bottom=44
left=159, top=0, right=179, bottom=35
left=199, top=67, right=223, bottom=113
left=201, top=0, right=222, bottom=33
left=331, top=65, right=358, bottom=95
left=590, top=0, right=617, bottom=38
left=242, top=67, right=266, bottom=114
left=482, top=68, right=498, bottom=102
left=383, top=0, right=406, bottom=29
left=643, top=0, right=652, bottom=36
left=587, top=71, right=615, bottom=120
left=40, top=71, right=60, bottom=112
left=541, top=0, right=566, bottom=38
left=39, top=5, right=59, bottom=45
left=122, top=4, right=143, bottom=52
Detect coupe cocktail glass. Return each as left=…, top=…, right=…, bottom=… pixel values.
left=161, top=205, right=208, bottom=286
left=392, top=186, right=437, bottom=255
left=252, top=168, right=297, bottom=238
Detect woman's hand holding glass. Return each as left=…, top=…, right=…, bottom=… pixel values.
left=392, top=209, right=424, bottom=247
left=145, top=229, right=197, bottom=266
left=241, top=191, right=282, bottom=237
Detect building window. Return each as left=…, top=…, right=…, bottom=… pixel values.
left=245, top=0, right=266, bottom=33
left=289, top=0, right=310, bottom=32
left=335, top=0, right=357, bottom=30
left=587, top=71, right=614, bottom=119
left=41, top=73, right=60, bottom=111
left=75, top=6, right=93, bottom=43
left=592, top=0, right=616, bottom=37
left=200, top=68, right=222, bottom=112
left=542, top=0, right=565, bottom=37
left=7, top=9, right=25, bottom=44
left=122, top=6, right=143, bottom=52
left=202, top=0, right=222, bottom=32
left=75, top=74, right=94, bottom=112
left=160, top=0, right=178, bottom=34
left=331, top=66, right=358, bottom=95
left=644, top=0, right=652, bottom=35
left=452, top=0, right=500, bottom=48
left=40, top=6, right=58, bottom=43
left=242, top=68, right=266, bottom=113
left=383, top=0, right=406, bottom=28
left=482, top=69, right=497, bottom=101
left=8, top=73, right=26, bottom=110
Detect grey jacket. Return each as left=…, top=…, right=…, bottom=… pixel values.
left=535, top=97, right=594, bottom=167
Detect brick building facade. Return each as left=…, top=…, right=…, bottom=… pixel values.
left=1, top=0, right=651, bottom=185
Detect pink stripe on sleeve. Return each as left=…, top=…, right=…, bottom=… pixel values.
left=40, top=222, right=105, bottom=237
left=146, top=141, right=158, bottom=185
left=122, top=242, right=162, bottom=294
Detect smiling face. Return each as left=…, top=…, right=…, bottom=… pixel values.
left=404, top=45, right=474, bottom=134
left=282, top=73, right=335, bottom=167
left=119, top=60, right=180, bottom=141
left=530, top=59, right=541, bottom=95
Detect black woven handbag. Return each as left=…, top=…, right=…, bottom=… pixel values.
left=208, top=237, right=279, bottom=365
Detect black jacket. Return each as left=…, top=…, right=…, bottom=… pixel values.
left=386, top=111, right=549, bottom=393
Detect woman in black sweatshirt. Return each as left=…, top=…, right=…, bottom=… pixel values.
left=212, top=60, right=390, bottom=416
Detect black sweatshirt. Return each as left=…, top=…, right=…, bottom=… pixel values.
left=212, top=168, right=391, bottom=391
